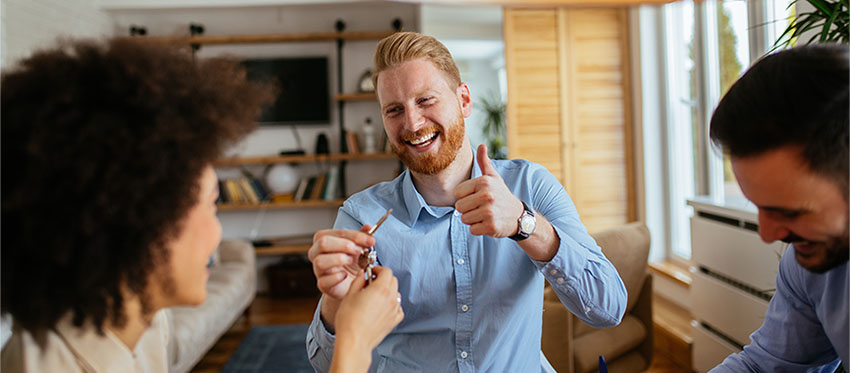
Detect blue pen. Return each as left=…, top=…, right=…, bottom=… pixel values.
left=598, top=355, right=608, bottom=373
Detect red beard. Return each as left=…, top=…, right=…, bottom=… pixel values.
left=391, top=116, right=466, bottom=175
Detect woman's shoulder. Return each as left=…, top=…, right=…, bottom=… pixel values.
left=1, top=325, right=82, bottom=373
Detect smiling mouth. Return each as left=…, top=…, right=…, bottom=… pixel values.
left=405, top=131, right=439, bottom=148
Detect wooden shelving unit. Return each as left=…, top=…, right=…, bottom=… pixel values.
left=254, top=243, right=312, bottom=256
left=334, top=92, right=377, bottom=101
left=215, top=152, right=395, bottom=167
left=217, top=199, right=344, bottom=211
left=133, top=30, right=396, bottom=46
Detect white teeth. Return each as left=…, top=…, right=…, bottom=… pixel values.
left=409, top=133, right=437, bottom=146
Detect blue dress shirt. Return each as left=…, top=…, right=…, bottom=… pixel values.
left=306, top=154, right=627, bottom=372
left=710, top=245, right=848, bottom=372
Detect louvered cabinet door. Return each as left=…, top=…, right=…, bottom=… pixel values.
left=504, top=7, right=635, bottom=232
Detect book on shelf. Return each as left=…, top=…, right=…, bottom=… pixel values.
left=301, top=176, right=318, bottom=202
left=322, top=165, right=340, bottom=201
left=223, top=178, right=245, bottom=204
left=217, top=180, right=230, bottom=203
left=293, top=178, right=310, bottom=202
left=238, top=177, right=260, bottom=204
left=310, top=173, right=327, bottom=201
left=241, top=170, right=271, bottom=202
left=345, top=131, right=360, bottom=154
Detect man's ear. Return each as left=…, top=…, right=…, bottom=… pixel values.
left=457, top=82, right=472, bottom=118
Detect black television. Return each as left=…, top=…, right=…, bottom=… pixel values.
left=242, top=57, right=330, bottom=124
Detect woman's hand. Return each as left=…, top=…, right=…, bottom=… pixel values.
left=330, top=266, right=404, bottom=373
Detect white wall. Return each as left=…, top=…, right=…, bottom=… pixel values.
left=1, top=0, right=113, bottom=69
left=419, top=4, right=504, bottom=155
left=108, top=2, right=418, bottom=292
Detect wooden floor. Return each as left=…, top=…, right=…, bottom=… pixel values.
left=191, top=296, right=320, bottom=372
left=191, top=295, right=694, bottom=372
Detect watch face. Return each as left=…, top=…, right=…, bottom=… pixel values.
left=520, top=215, right=536, bottom=234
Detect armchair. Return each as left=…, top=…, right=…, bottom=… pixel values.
left=542, top=222, right=653, bottom=373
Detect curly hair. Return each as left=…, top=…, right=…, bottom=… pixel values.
left=1, top=38, right=274, bottom=336
left=710, top=44, right=849, bottom=194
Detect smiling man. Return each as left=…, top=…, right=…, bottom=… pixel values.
left=305, top=32, right=627, bottom=372
left=708, top=45, right=848, bottom=371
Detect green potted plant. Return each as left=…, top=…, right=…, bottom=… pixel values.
left=477, top=93, right=508, bottom=160
left=773, top=0, right=848, bottom=51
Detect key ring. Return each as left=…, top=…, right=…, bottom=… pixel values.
left=344, top=209, right=392, bottom=283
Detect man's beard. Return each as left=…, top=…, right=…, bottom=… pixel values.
left=391, top=117, right=466, bottom=175
left=782, top=231, right=849, bottom=273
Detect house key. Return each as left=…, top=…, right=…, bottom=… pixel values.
left=345, top=209, right=391, bottom=284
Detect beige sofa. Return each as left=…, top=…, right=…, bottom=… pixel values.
left=542, top=222, right=653, bottom=373
left=165, top=239, right=256, bottom=373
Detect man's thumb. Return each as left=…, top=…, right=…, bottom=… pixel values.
left=477, top=144, right=497, bottom=176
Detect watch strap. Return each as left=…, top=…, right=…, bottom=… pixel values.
left=509, top=200, right=534, bottom=241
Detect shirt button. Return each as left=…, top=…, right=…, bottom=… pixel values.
left=457, top=258, right=465, bottom=265
left=460, top=351, right=468, bottom=359
left=584, top=306, right=591, bottom=313
left=461, top=304, right=469, bottom=312
left=556, top=278, right=565, bottom=285
left=549, top=269, right=558, bottom=275
left=454, top=211, right=460, bottom=217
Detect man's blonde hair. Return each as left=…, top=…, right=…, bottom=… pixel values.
left=372, top=32, right=461, bottom=89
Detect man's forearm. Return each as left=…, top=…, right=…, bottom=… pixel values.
left=518, top=214, right=559, bottom=262
left=320, top=294, right=342, bottom=333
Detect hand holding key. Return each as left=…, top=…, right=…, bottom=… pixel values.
left=308, top=209, right=392, bottom=300
left=330, top=266, right=404, bottom=373
left=308, top=225, right=375, bottom=301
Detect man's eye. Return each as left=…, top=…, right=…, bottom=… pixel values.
left=385, top=107, right=401, bottom=115
left=417, top=97, right=432, bottom=105
left=780, top=211, right=801, bottom=219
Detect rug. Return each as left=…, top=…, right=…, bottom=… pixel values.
left=222, top=324, right=313, bottom=373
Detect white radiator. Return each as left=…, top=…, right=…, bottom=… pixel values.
left=687, top=197, right=787, bottom=372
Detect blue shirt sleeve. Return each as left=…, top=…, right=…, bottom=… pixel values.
left=709, top=247, right=840, bottom=372
left=306, top=207, right=361, bottom=373
left=525, top=163, right=627, bottom=328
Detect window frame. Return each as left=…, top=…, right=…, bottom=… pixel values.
left=645, top=0, right=795, bottom=265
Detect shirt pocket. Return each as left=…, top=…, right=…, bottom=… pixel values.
left=376, top=355, right=422, bottom=372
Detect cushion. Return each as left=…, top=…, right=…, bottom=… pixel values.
left=590, top=222, right=650, bottom=313
left=572, top=314, right=648, bottom=373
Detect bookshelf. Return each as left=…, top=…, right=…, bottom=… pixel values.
left=166, top=20, right=403, bottom=258
left=254, top=243, right=312, bottom=256
left=214, top=152, right=395, bottom=167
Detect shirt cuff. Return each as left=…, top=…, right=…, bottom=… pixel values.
left=306, top=297, right=336, bottom=362
left=530, top=223, right=590, bottom=286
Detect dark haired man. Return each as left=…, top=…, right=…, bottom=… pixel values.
left=708, top=44, right=848, bottom=371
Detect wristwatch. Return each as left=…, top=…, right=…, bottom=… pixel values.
left=509, top=200, right=536, bottom=241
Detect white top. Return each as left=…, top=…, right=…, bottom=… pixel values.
left=1, top=310, right=169, bottom=373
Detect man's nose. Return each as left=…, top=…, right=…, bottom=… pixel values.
left=404, top=107, right=426, bottom=132
left=757, top=212, right=789, bottom=243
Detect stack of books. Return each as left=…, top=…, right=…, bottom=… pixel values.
left=293, top=165, right=341, bottom=202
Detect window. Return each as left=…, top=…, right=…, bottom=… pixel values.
left=657, top=0, right=796, bottom=262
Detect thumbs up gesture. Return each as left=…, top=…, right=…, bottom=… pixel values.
left=454, top=144, right=525, bottom=237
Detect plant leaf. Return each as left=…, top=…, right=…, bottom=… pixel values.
left=807, top=0, right=833, bottom=16
left=821, top=1, right=842, bottom=41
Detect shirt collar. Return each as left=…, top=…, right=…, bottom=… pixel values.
left=54, top=313, right=136, bottom=371
left=53, top=310, right=166, bottom=372
left=399, top=147, right=483, bottom=226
